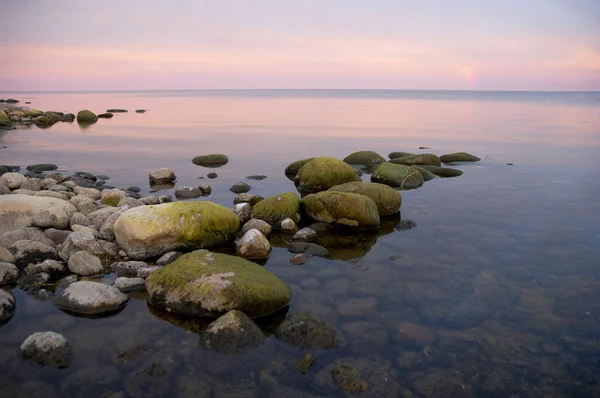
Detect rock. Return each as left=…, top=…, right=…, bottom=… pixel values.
left=0, top=288, right=16, bottom=324
left=388, top=151, right=414, bottom=159
left=34, top=191, right=70, bottom=201
left=207, top=172, right=218, bottom=179
left=18, top=272, right=51, bottom=291
left=0, top=172, right=26, bottom=189
left=417, top=165, right=463, bottom=177
left=57, top=232, right=102, bottom=261
left=6, top=99, right=19, bottom=103
left=0, top=109, right=10, bottom=125
left=100, top=188, right=127, bottom=206
left=111, top=261, right=150, bottom=277
left=233, top=203, right=251, bottom=222
left=54, top=281, right=128, bottom=315
left=388, top=321, right=437, bottom=346
left=0, top=227, right=56, bottom=248
left=146, top=250, right=290, bottom=317
left=292, top=227, right=318, bottom=242
left=412, top=166, right=437, bottom=181
left=284, top=157, right=315, bottom=178
left=0, top=246, right=15, bottom=263
left=287, top=242, right=329, bottom=257
left=149, top=168, right=176, bottom=184
left=0, top=262, right=19, bottom=285
left=137, top=266, right=161, bottom=278
left=246, top=174, right=267, bottom=180
left=76, top=110, right=98, bottom=125
left=229, top=182, right=251, bottom=194
left=156, top=251, right=182, bottom=266
left=0, top=194, right=77, bottom=234
left=40, top=177, right=58, bottom=189
left=337, top=298, right=378, bottom=318
left=173, top=186, right=202, bottom=199
left=159, top=195, right=172, bottom=203
left=9, top=240, right=58, bottom=269
left=235, top=229, right=271, bottom=259
left=67, top=251, right=103, bottom=276
left=20, top=179, right=43, bottom=193
left=117, top=197, right=143, bottom=208
left=0, top=185, right=10, bottom=195
left=106, top=108, right=127, bottom=113
left=114, top=201, right=240, bottom=259
left=233, top=193, right=263, bottom=206
left=19, top=331, right=73, bottom=368
left=61, top=365, right=121, bottom=398
left=135, top=109, right=146, bottom=113
left=26, top=163, right=58, bottom=173
left=198, top=184, right=211, bottom=195
left=70, top=195, right=98, bottom=215
left=200, top=310, right=265, bottom=353
left=276, top=312, right=341, bottom=349
left=25, top=259, right=67, bottom=279
left=87, top=206, right=119, bottom=229
left=139, top=195, right=160, bottom=205
left=113, top=277, right=145, bottom=292
left=18, top=381, right=61, bottom=398
left=294, top=353, right=318, bottom=374
left=389, top=153, right=441, bottom=167
left=191, top=154, right=229, bottom=167
left=70, top=212, right=91, bottom=228
left=251, top=192, right=300, bottom=228
left=71, top=224, right=99, bottom=238
left=242, top=219, right=271, bottom=237
left=371, top=163, right=424, bottom=189
left=440, top=152, right=480, bottom=163
left=280, top=218, right=297, bottom=234
left=328, top=181, right=401, bottom=216
left=302, top=191, right=380, bottom=230
left=295, top=157, right=361, bottom=193
left=395, top=220, right=417, bottom=231
left=290, top=253, right=307, bottom=265
left=68, top=176, right=98, bottom=189
left=43, top=229, right=71, bottom=245
left=97, top=112, right=113, bottom=119
left=343, top=151, right=386, bottom=167
left=418, top=298, right=490, bottom=329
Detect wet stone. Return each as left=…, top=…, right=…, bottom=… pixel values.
left=156, top=251, right=182, bottom=266
left=341, top=321, right=389, bottom=355
left=113, top=277, right=145, bottom=292
left=0, top=262, right=19, bottom=285
left=276, top=312, right=341, bottom=349
left=246, top=175, right=267, bottom=180
left=294, top=353, right=318, bottom=374
left=229, top=181, right=252, bottom=194
left=337, top=297, right=378, bottom=318
left=200, top=310, right=265, bottom=354
left=292, top=227, right=318, bottom=242
left=19, top=331, right=73, bottom=368
left=54, top=281, right=128, bottom=315
left=290, top=253, right=307, bottom=265
left=395, top=220, right=417, bottom=231
left=287, top=242, right=329, bottom=257
left=0, top=288, right=16, bottom=324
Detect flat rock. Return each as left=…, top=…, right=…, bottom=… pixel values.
left=54, top=281, right=128, bottom=315
left=111, top=261, right=150, bottom=277
left=0, top=194, right=77, bottom=234
left=113, top=277, right=145, bottom=292
left=287, top=242, right=329, bottom=257
left=155, top=251, right=182, bottom=266
left=233, top=193, right=264, bottom=206
left=149, top=168, right=176, bottom=184
left=67, top=251, right=104, bottom=276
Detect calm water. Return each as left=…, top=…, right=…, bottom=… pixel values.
left=1, top=90, right=600, bottom=397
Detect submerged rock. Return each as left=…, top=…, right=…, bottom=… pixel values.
left=284, top=157, right=315, bottom=179
left=201, top=310, right=265, bottom=353
left=302, top=191, right=380, bottom=230
left=295, top=157, right=361, bottom=193
left=371, top=163, right=424, bottom=189
left=0, top=194, right=77, bottom=234
left=287, top=242, right=329, bottom=257
left=113, top=201, right=240, bottom=259
left=251, top=192, right=301, bottom=229
left=417, top=165, right=463, bottom=177
left=61, top=365, right=121, bottom=398
left=191, top=154, right=229, bottom=167
left=19, top=331, right=73, bottom=368
left=343, top=151, right=386, bottom=167
left=145, top=250, right=290, bottom=317
left=389, top=153, right=441, bottom=167
left=440, top=152, right=480, bottom=163
left=54, top=281, right=128, bottom=315
left=9, top=240, right=58, bottom=269
left=328, top=181, right=401, bottom=216
left=275, top=312, right=341, bottom=349
left=76, top=110, right=98, bottom=125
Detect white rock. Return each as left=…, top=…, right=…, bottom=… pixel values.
left=235, top=229, right=271, bottom=259
left=0, top=172, right=26, bottom=189
left=234, top=203, right=252, bottom=223
left=67, top=251, right=103, bottom=276
left=281, top=218, right=298, bottom=234
left=0, top=194, right=77, bottom=235
left=54, top=281, right=128, bottom=315
left=292, top=227, right=318, bottom=242
left=113, top=277, right=145, bottom=292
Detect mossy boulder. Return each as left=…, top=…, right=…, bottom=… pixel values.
left=371, top=163, right=424, bottom=189
left=328, top=182, right=401, bottom=216
left=76, top=110, right=98, bottom=125
left=295, top=157, right=361, bottom=193
left=23, top=109, right=43, bottom=118
left=0, top=110, right=10, bottom=126
left=284, top=158, right=315, bottom=179
left=413, top=166, right=437, bottom=181
left=251, top=192, right=300, bottom=229
left=418, top=165, right=463, bottom=177
left=302, top=191, right=380, bottom=230
left=191, top=154, right=229, bottom=167
left=343, top=151, right=385, bottom=167
left=388, top=152, right=414, bottom=159
left=146, top=250, right=291, bottom=317
left=113, top=201, right=240, bottom=259
left=389, top=153, right=441, bottom=167
left=440, top=152, right=480, bottom=163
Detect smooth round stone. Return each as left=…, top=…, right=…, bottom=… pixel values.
left=281, top=218, right=298, bottom=234
left=19, top=331, right=73, bottom=368
left=174, top=186, right=203, bottom=199
left=292, top=227, right=318, bottom=242
left=241, top=219, right=271, bottom=237
left=149, top=168, right=176, bottom=184
left=113, top=277, right=145, bottom=293
left=155, top=251, right=182, bottom=266
left=54, top=281, right=128, bottom=315
left=235, top=229, right=271, bottom=260
left=234, top=203, right=251, bottom=222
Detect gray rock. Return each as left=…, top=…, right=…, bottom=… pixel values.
left=71, top=224, right=101, bottom=238
left=70, top=212, right=91, bottom=228
left=19, top=331, right=73, bottom=368
left=99, top=211, right=123, bottom=241
left=54, top=281, right=128, bottom=315
left=200, top=310, right=265, bottom=353
left=198, top=184, right=211, bottom=195
left=57, top=232, right=102, bottom=261
left=0, top=262, right=19, bottom=285
left=149, top=168, right=176, bottom=184
left=287, top=242, right=329, bottom=257
left=233, top=193, right=264, bottom=206
left=235, top=229, right=271, bottom=260
left=292, top=227, right=317, bottom=242
left=19, top=381, right=61, bottom=398
left=42, top=229, right=70, bottom=246
left=341, top=321, right=388, bottom=355
left=234, top=203, right=251, bottom=222
left=0, top=194, right=77, bottom=234
left=9, top=240, right=58, bottom=269
left=25, top=259, right=68, bottom=279
left=111, top=261, right=150, bottom=277
left=0, top=288, right=16, bottom=324
left=19, top=272, right=51, bottom=290
left=117, top=197, right=144, bottom=208
left=20, top=178, right=41, bottom=191
left=242, top=219, right=271, bottom=237
left=156, top=251, right=182, bottom=266
left=229, top=182, right=251, bottom=194
left=159, top=195, right=172, bottom=203
left=0, top=246, right=15, bottom=263
left=276, top=312, right=341, bottom=349
left=87, top=207, right=119, bottom=229
left=34, top=190, right=70, bottom=201
left=0, top=185, right=10, bottom=195
left=281, top=218, right=298, bottom=233
left=0, top=227, right=56, bottom=248
left=246, top=175, right=267, bottom=180
left=0, top=172, right=26, bottom=189
left=137, top=266, right=161, bottom=278
left=67, top=251, right=104, bottom=276
left=69, top=195, right=97, bottom=215
left=100, top=188, right=127, bottom=206
left=139, top=195, right=160, bottom=205
left=40, top=177, right=58, bottom=189
left=69, top=176, right=98, bottom=189
left=174, top=186, right=203, bottom=199
left=113, top=277, right=145, bottom=292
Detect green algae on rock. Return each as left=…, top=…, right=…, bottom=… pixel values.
left=302, top=191, right=380, bottom=230
left=388, top=151, right=414, bottom=159
left=146, top=250, right=291, bottom=318
left=113, top=201, right=240, bottom=259
left=418, top=165, right=463, bottom=177
left=191, top=154, right=229, bottom=167
left=0, top=110, right=11, bottom=126
left=251, top=192, right=301, bottom=228
left=439, top=152, right=480, bottom=163
left=295, top=157, right=361, bottom=194
left=76, top=110, right=98, bottom=125
left=412, top=166, right=437, bottom=181
left=328, top=181, right=401, bottom=216
left=389, top=153, right=441, bottom=167
left=342, top=151, right=386, bottom=167
left=284, top=157, right=315, bottom=179
left=371, top=163, right=424, bottom=189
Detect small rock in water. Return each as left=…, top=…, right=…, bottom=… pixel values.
left=290, top=253, right=308, bottom=265
left=292, top=227, right=317, bottom=242
left=54, top=281, right=128, bottom=315
left=418, top=146, right=430, bottom=149
left=506, top=163, right=514, bottom=166
left=137, top=266, right=161, bottom=278
left=113, top=277, right=145, bottom=292
left=174, top=186, right=203, bottom=199
left=158, top=194, right=172, bottom=203
left=287, top=242, right=329, bottom=257
left=276, top=312, right=341, bottom=349
left=281, top=218, right=298, bottom=234
left=135, top=109, right=146, bottom=113
left=233, top=193, right=263, bottom=206
left=198, top=184, right=211, bottom=196
left=19, top=331, right=73, bottom=368
left=246, top=175, right=267, bottom=180
left=97, top=113, right=114, bottom=119
left=200, top=310, right=265, bottom=354
left=207, top=172, right=218, bottom=179
left=395, top=220, right=417, bottom=231
left=106, top=109, right=127, bottom=113
left=294, top=353, right=317, bottom=374
left=242, top=219, right=271, bottom=237
left=127, top=186, right=141, bottom=193
left=149, top=168, right=176, bottom=184
left=229, top=182, right=251, bottom=194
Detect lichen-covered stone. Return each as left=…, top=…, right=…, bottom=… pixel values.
left=371, top=163, right=424, bottom=189
left=275, top=312, right=341, bottom=349
left=145, top=250, right=290, bottom=318
left=113, top=201, right=240, bottom=259
left=328, top=181, right=401, bottom=216
left=251, top=192, right=300, bottom=229
left=200, top=310, right=265, bottom=353
left=54, top=281, right=128, bottom=315
left=302, top=191, right=380, bottom=230
left=76, top=110, right=98, bottom=125
left=440, top=152, right=480, bottom=163
left=343, top=151, right=385, bottom=167
left=191, top=154, right=229, bottom=167
left=100, top=189, right=127, bottom=206
left=284, top=157, right=315, bottom=178
left=19, top=331, right=73, bottom=368
left=417, top=165, right=463, bottom=177
left=389, top=153, right=441, bottom=167
left=295, top=157, right=361, bottom=193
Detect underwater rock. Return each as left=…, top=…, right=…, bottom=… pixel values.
left=19, top=331, right=73, bottom=368
left=200, top=310, right=265, bottom=354
left=276, top=312, right=341, bottom=349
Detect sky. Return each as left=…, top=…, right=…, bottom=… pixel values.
left=1, top=0, right=599, bottom=91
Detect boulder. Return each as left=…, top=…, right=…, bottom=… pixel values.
left=440, top=152, right=480, bottom=163
left=0, top=227, right=56, bottom=248
left=76, top=110, right=98, bottom=125
left=417, top=165, right=463, bottom=177
left=235, top=229, right=271, bottom=259
left=198, top=184, right=211, bottom=195
left=9, top=240, right=58, bottom=269
left=229, top=182, right=251, bottom=194
left=19, top=331, right=73, bottom=368
left=389, top=153, right=441, bottom=167
left=113, top=277, right=145, bottom=292
left=100, top=189, right=127, bottom=206
left=200, top=310, right=265, bottom=353
left=149, top=168, right=176, bottom=184
left=0, top=288, right=16, bottom=324
left=295, top=157, right=361, bottom=193
left=413, top=166, right=437, bottom=181
left=70, top=212, right=91, bottom=228
left=146, top=250, right=290, bottom=317
left=0, top=194, right=77, bottom=234
left=191, top=154, right=229, bottom=167
left=276, top=312, right=341, bottom=349
left=67, top=251, right=104, bottom=276
left=328, top=181, right=401, bottom=216
left=301, top=191, right=380, bottom=230
left=0, top=172, right=26, bottom=189
left=388, top=151, right=414, bottom=159
left=371, top=163, right=424, bottom=189
left=0, top=262, right=19, bottom=285
left=284, top=157, right=315, bottom=178
left=114, top=201, right=240, bottom=259
left=242, top=219, right=271, bottom=237
left=251, top=192, right=300, bottom=229
left=343, top=151, right=385, bottom=167
left=54, top=281, right=128, bottom=315
left=25, top=259, right=67, bottom=279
